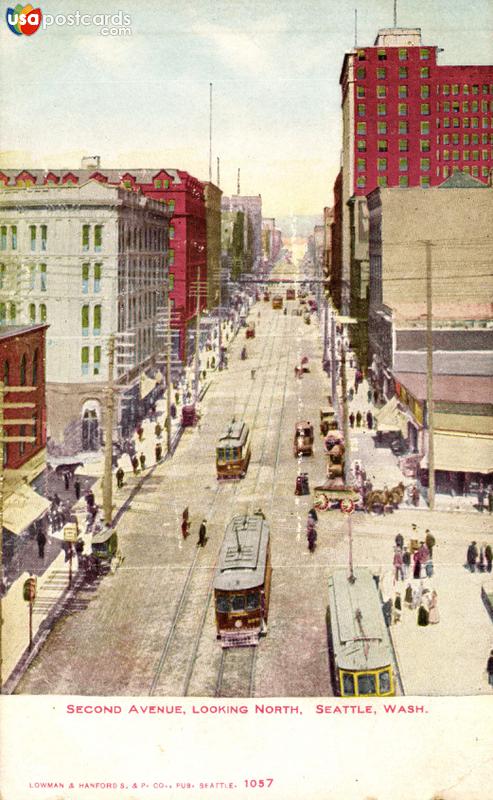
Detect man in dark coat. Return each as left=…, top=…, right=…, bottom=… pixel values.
left=395, top=533, right=404, bottom=549
left=487, top=650, right=493, bottom=687
left=425, top=529, right=436, bottom=558
left=155, top=443, right=162, bottom=462
left=74, top=479, right=81, bottom=500
left=198, top=519, right=207, bottom=547
left=63, top=472, right=70, bottom=491
left=131, top=455, right=139, bottom=475
left=366, top=410, right=373, bottom=430
left=37, top=529, right=47, bottom=558
left=139, top=453, right=146, bottom=471
left=467, top=541, right=478, bottom=572
left=349, top=412, right=355, bottom=429
left=116, top=467, right=125, bottom=488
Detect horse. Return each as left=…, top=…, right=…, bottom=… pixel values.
left=388, top=482, right=406, bottom=508
left=365, top=488, right=391, bottom=513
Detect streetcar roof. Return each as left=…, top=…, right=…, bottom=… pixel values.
left=327, top=568, right=392, bottom=671
left=214, top=515, right=270, bottom=591
left=217, top=420, right=249, bottom=447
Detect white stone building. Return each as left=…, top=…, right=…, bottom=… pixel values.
left=0, top=179, right=171, bottom=455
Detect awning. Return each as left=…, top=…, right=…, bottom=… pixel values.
left=374, top=397, right=409, bottom=436
left=421, top=432, right=493, bottom=474
left=3, top=484, right=50, bottom=535
left=140, top=372, right=156, bottom=399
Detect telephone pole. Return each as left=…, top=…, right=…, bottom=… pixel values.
left=103, top=335, right=115, bottom=527
left=0, top=381, right=36, bottom=692
left=166, top=288, right=172, bottom=454
left=194, top=266, right=202, bottom=404
left=424, top=241, right=435, bottom=510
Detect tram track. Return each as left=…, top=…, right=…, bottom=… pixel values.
left=214, top=646, right=258, bottom=698
left=148, top=307, right=284, bottom=697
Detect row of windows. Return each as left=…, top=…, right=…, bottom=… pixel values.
left=356, top=118, right=493, bottom=136
left=82, top=224, right=103, bottom=253
left=29, top=303, right=47, bottom=323
left=3, top=352, right=39, bottom=387
left=440, top=83, right=492, bottom=96
left=357, top=47, right=431, bottom=62
left=81, top=305, right=102, bottom=336
left=439, top=116, right=492, bottom=129
left=356, top=133, right=493, bottom=151
left=357, top=139, right=431, bottom=152
left=81, top=346, right=102, bottom=376
left=82, top=263, right=102, bottom=294
left=438, top=100, right=492, bottom=113
left=0, top=302, right=17, bottom=324
left=440, top=149, right=491, bottom=161
left=117, top=224, right=167, bottom=253
left=356, top=165, right=489, bottom=189
left=357, top=103, right=432, bottom=116
left=0, top=225, right=49, bottom=251
left=0, top=226, right=17, bottom=251
left=357, top=84, right=431, bottom=99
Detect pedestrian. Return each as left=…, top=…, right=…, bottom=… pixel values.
left=487, top=650, right=493, bottom=688
left=418, top=540, right=430, bottom=567
left=198, top=519, right=207, bottom=547
left=413, top=548, right=421, bottom=580
left=75, top=537, right=84, bottom=563
left=131, top=455, right=139, bottom=476
left=85, top=489, right=95, bottom=509
left=395, top=532, right=404, bottom=549
left=404, top=583, right=413, bottom=608
left=478, top=546, right=485, bottom=573
left=175, top=391, right=180, bottom=406
left=367, top=388, right=372, bottom=404
left=155, top=443, right=162, bottom=462
left=427, top=590, right=440, bottom=624
left=349, top=412, right=355, bottom=429
left=424, top=558, right=434, bottom=578
left=412, top=486, right=420, bottom=507
left=425, top=529, right=436, bottom=558
left=366, top=410, right=373, bottom=430
left=417, top=600, right=430, bottom=627
left=402, top=547, right=411, bottom=579
left=36, top=528, right=47, bottom=558
left=393, top=592, right=402, bottom=624
left=485, top=544, right=493, bottom=573
left=307, top=525, right=317, bottom=553
left=348, top=387, right=354, bottom=402
left=412, top=581, right=423, bottom=610
left=170, top=403, right=176, bottom=419
left=63, top=471, right=70, bottom=491
left=373, top=390, right=378, bottom=404
left=137, top=425, right=144, bottom=442
left=466, top=541, right=478, bottom=572
left=155, top=422, right=162, bottom=438
left=356, top=411, right=362, bottom=428
left=74, top=479, right=81, bottom=500
left=139, top=453, right=146, bottom=471
left=477, top=481, right=485, bottom=512
left=308, top=507, right=318, bottom=523
left=116, top=467, right=125, bottom=488
left=487, top=486, right=493, bottom=514
left=393, top=548, right=404, bottom=582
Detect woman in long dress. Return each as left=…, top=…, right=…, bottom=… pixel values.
left=428, top=590, right=440, bottom=624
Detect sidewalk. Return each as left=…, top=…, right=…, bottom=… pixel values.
left=2, top=305, right=247, bottom=690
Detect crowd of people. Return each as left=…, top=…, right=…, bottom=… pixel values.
left=388, top=525, right=439, bottom=628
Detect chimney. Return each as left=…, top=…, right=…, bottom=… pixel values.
left=81, top=155, right=101, bottom=170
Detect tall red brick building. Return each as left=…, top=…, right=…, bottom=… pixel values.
left=333, top=27, right=493, bottom=363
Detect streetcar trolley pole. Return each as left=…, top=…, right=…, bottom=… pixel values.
left=340, top=498, right=356, bottom=583
left=63, top=521, right=79, bottom=587
left=23, top=575, right=37, bottom=651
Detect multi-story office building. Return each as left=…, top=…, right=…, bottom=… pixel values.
left=333, top=26, right=493, bottom=360
left=0, top=178, right=171, bottom=455
left=202, top=182, right=223, bottom=310
left=222, top=195, right=263, bottom=274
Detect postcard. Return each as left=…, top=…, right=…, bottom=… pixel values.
left=0, top=1, right=492, bottom=798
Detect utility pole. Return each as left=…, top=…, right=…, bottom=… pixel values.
left=237, top=168, right=241, bottom=196
left=425, top=241, right=435, bottom=511
left=194, top=267, right=202, bottom=404
left=330, top=309, right=338, bottom=414
left=0, top=381, right=36, bottom=693
left=103, top=335, right=115, bottom=527
left=166, top=288, right=172, bottom=454
left=323, top=294, right=329, bottom=364
left=340, top=345, right=351, bottom=486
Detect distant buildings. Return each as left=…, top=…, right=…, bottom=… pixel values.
left=0, top=179, right=171, bottom=456
left=262, top=218, right=282, bottom=269
left=221, top=195, right=263, bottom=279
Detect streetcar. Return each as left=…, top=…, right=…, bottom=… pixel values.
left=215, top=419, right=251, bottom=480
left=213, top=514, right=272, bottom=647
left=326, top=567, right=396, bottom=697
left=272, top=295, right=283, bottom=309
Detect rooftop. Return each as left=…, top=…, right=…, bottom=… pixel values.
left=394, top=372, right=493, bottom=404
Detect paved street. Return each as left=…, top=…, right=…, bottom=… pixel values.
left=13, top=273, right=493, bottom=698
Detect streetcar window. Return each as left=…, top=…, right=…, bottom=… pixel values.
left=225, top=447, right=232, bottom=461
left=232, top=447, right=239, bottom=459
left=246, top=592, right=259, bottom=610
left=342, top=672, right=355, bottom=695
left=379, top=670, right=391, bottom=694
left=357, top=673, right=377, bottom=695
left=216, top=595, right=229, bottom=613
left=216, top=448, right=225, bottom=460
left=231, top=595, right=246, bottom=611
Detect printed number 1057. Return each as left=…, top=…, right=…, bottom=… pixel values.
left=244, top=779, right=274, bottom=788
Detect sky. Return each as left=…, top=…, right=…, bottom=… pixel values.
left=0, top=0, right=492, bottom=218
